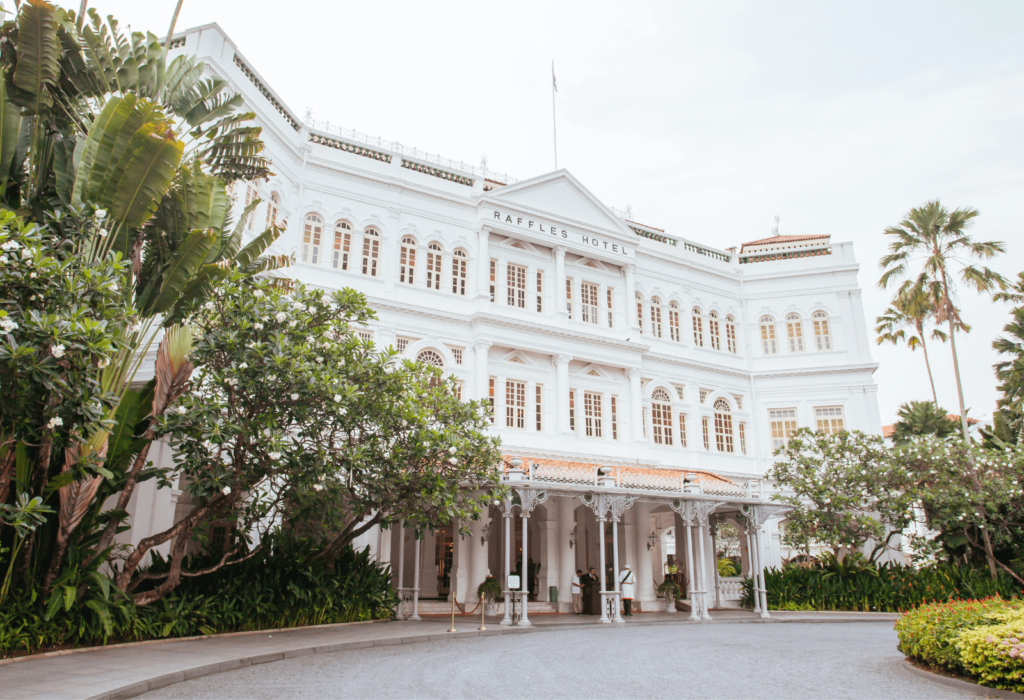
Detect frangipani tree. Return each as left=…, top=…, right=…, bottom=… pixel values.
left=125, top=277, right=503, bottom=605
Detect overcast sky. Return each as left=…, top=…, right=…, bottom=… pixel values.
left=83, top=0, right=1024, bottom=425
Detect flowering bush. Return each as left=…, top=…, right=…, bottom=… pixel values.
left=896, top=597, right=1021, bottom=673
left=957, top=611, right=1024, bottom=691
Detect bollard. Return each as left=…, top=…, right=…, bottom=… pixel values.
left=479, top=594, right=487, bottom=631
left=448, top=594, right=457, bottom=633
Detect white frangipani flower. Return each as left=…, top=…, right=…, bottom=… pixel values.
left=51, top=343, right=66, bottom=358
left=254, top=323, right=264, bottom=330
left=276, top=311, right=288, bottom=322
left=334, top=394, right=342, bottom=402
left=253, top=289, right=264, bottom=298
left=239, top=362, right=248, bottom=369
left=223, top=486, right=232, bottom=495
left=269, top=452, right=282, bottom=461
left=46, top=416, right=63, bottom=430
left=290, top=393, right=299, bottom=401
left=176, top=406, right=188, bottom=415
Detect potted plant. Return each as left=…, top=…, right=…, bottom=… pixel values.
left=657, top=579, right=681, bottom=612
left=478, top=576, right=503, bottom=615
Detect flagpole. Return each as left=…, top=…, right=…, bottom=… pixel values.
left=552, top=60, right=558, bottom=170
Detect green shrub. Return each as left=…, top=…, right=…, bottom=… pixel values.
left=956, top=610, right=1024, bottom=692
left=741, top=562, right=1018, bottom=612
left=477, top=576, right=502, bottom=600
left=0, top=538, right=397, bottom=659
left=895, top=597, right=1019, bottom=673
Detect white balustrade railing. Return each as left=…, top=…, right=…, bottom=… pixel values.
left=618, top=469, right=683, bottom=492
left=305, top=119, right=518, bottom=185
left=529, top=462, right=597, bottom=485
left=719, top=577, right=744, bottom=600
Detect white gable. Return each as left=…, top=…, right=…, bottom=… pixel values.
left=487, top=171, right=630, bottom=235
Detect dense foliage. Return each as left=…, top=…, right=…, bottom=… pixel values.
left=741, top=562, right=1018, bottom=612
left=0, top=539, right=395, bottom=659
left=897, top=597, right=1024, bottom=691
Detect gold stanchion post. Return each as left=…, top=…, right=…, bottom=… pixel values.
left=448, top=594, right=457, bottom=633
left=478, top=595, right=487, bottom=631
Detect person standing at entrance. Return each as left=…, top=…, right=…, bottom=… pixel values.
left=581, top=567, right=600, bottom=615
left=571, top=569, right=583, bottom=614
left=619, top=564, right=635, bottom=616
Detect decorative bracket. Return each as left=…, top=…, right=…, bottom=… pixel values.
left=581, top=492, right=637, bottom=521
left=741, top=503, right=792, bottom=530
left=515, top=487, right=549, bottom=515
left=670, top=499, right=724, bottom=526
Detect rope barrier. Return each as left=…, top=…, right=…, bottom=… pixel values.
left=453, top=593, right=483, bottom=615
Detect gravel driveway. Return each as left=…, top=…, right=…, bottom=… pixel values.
left=142, top=622, right=973, bottom=699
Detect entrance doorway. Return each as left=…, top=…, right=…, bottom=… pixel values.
left=435, top=527, right=453, bottom=596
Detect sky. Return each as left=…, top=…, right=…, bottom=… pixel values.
left=77, top=0, right=1024, bottom=425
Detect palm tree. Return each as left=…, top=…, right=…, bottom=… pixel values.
left=875, top=282, right=947, bottom=406
left=993, top=304, right=1024, bottom=434
left=879, top=200, right=1007, bottom=441
left=891, top=401, right=958, bottom=444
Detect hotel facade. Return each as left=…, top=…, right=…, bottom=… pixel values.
left=129, top=24, right=882, bottom=621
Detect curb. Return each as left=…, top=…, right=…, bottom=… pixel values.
left=0, top=618, right=382, bottom=667
left=900, top=658, right=1024, bottom=699
left=72, top=615, right=897, bottom=700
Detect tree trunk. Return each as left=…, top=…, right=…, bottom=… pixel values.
left=919, top=332, right=939, bottom=406
left=89, top=435, right=156, bottom=566
left=947, top=316, right=971, bottom=441
left=981, top=526, right=998, bottom=580
left=164, top=0, right=184, bottom=51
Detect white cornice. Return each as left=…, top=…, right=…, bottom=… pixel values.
left=752, top=363, right=879, bottom=379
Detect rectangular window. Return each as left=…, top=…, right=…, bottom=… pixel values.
left=678, top=413, right=687, bottom=448
left=565, top=278, right=573, bottom=319
left=611, top=396, right=618, bottom=440
left=715, top=409, right=734, bottom=453
left=815, top=406, right=845, bottom=434
left=244, top=183, right=257, bottom=229
left=769, top=408, right=797, bottom=450
left=451, top=347, right=463, bottom=365
left=333, top=230, right=350, bottom=271
left=535, top=384, right=543, bottom=431
left=607, top=288, right=614, bottom=327
left=452, top=253, right=467, bottom=295
left=506, top=380, right=526, bottom=428
left=455, top=381, right=462, bottom=401
left=361, top=233, right=379, bottom=277
left=507, top=264, right=526, bottom=308
left=488, top=377, right=495, bottom=424
left=584, top=391, right=603, bottom=438
left=699, top=389, right=708, bottom=404
left=732, top=394, right=743, bottom=410
left=426, top=248, right=442, bottom=290
left=535, top=271, right=544, bottom=312
left=739, top=422, right=747, bottom=454
left=489, top=259, right=497, bottom=302
left=396, top=337, right=411, bottom=353
left=569, top=389, right=576, bottom=432
left=702, top=417, right=710, bottom=450
left=353, top=328, right=374, bottom=343
left=674, top=386, right=685, bottom=401
left=581, top=283, right=599, bottom=324
left=651, top=401, right=672, bottom=445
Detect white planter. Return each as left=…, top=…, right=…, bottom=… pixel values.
left=666, top=597, right=676, bottom=612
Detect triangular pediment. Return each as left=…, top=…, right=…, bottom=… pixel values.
left=498, top=350, right=534, bottom=367
left=484, top=170, right=633, bottom=238
left=575, top=363, right=612, bottom=380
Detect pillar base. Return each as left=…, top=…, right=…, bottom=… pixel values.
left=518, top=619, right=532, bottom=627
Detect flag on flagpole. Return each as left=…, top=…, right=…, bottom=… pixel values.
left=552, top=61, right=557, bottom=92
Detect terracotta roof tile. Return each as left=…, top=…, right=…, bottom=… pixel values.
left=740, top=233, right=830, bottom=251
left=501, top=455, right=737, bottom=488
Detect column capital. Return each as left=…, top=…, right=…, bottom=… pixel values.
left=554, top=245, right=567, bottom=258
left=553, top=353, right=573, bottom=367
left=472, top=340, right=493, bottom=352
left=622, top=263, right=637, bottom=275
left=479, top=226, right=491, bottom=238
left=625, top=366, right=642, bottom=380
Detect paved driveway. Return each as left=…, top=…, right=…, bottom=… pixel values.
left=142, top=622, right=969, bottom=699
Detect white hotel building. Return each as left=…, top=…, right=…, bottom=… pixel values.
left=140, top=25, right=882, bottom=621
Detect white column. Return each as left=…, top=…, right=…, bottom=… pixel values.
left=411, top=532, right=422, bottom=620
left=501, top=507, right=513, bottom=626
left=476, top=228, right=490, bottom=301
left=626, top=367, right=643, bottom=442
left=684, top=521, right=698, bottom=621
left=540, top=502, right=559, bottom=602
left=451, top=519, right=469, bottom=603
left=520, top=510, right=532, bottom=626
left=598, top=516, right=610, bottom=623
left=711, top=518, right=722, bottom=610
left=624, top=264, right=638, bottom=331
left=746, top=527, right=760, bottom=614
left=557, top=496, right=576, bottom=613
left=611, top=517, right=624, bottom=623
left=554, top=246, right=568, bottom=319
left=697, top=520, right=712, bottom=620
left=413, top=243, right=427, bottom=289
left=495, top=374, right=507, bottom=429
left=473, top=341, right=491, bottom=401
left=497, top=256, right=508, bottom=308
left=527, top=263, right=537, bottom=312
left=526, top=379, right=537, bottom=434
left=634, top=502, right=656, bottom=610
left=570, top=276, right=582, bottom=322
left=755, top=527, right=770, bottom=618
left=468, top=513, right=489, bottom=603
left=442, top=251, right=453, bottom=296
left=624, top=507, right=637, bottom=579
left=554, top=354, right=572, bottom=434
left=396, top=521, right=407, bottom=619
left=601, top=392, right=613, bottom=442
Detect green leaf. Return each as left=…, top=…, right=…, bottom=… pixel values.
left=0, top=80, right=24, bottom=197
left=162, top=263, right=229, bottom=326
left=85, top=599, right=114, bottom=637
left=62, top=584, right=76, bottom=611
left=12, top=0, right=62, bottom=115
left=233, top=225, right=281, bottom=270
left=109, top=121, right=183, bottom=229
left=15, top=440, right=29, bottom=488
left=148, top=229, right=216, bottom=314
left=106, top=389, right=141, bottom=467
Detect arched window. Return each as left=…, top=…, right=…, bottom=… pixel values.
left=651, top=388, right=673, bottom=445
left=813, top=311, right=832, bottom=350
left=452, top=249, right=467, bottom=296
left=786, top=313, right=804, bottom=352
left=302, top=213, right=323, bottom=264
left=416, top=349, right=445, bottom=367
left=333, top=221, right=351, bottom=270
left=426, top=242, right=442, bottom=290
left=713, top=398, right=734, bottom=453
left=725, top=315, right=737, bottom=353
left=399, top=236, right=417, bottom=285
left=650, top=297, right=663, bottom=338
left=668, top=302, right=681, bottom=342
left=760, top=316, right=778, bottom=355
left=692, top=307, right=704, bottom=347
left=243, top=182, right=258, bottom=229
left=265, top=192, right=280, bottom=229
left=636, top=293, right=644, bottom=333
left=361, top=228, right=380, bottom=277
left=708, top=311, right=721, bottom=351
